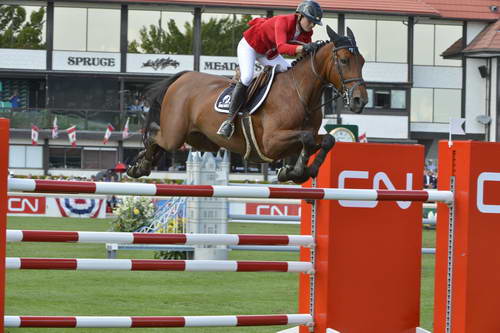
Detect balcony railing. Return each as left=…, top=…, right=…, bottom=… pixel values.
left=0, top=108, right=144, bottom=132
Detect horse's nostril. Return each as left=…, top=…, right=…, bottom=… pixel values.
left=353, top=97, right=361, bottom=105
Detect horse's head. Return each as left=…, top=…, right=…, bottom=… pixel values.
left=323, top=26, right=368, bottom=114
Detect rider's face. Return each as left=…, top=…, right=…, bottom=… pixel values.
left=299, top=16, right=315, bottom=32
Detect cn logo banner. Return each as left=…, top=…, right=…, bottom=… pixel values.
left=338, top=171, right=414, bottom=209
left=477, top=172, right=500, bottom=214
left=8, top=196, right=46, bottom=214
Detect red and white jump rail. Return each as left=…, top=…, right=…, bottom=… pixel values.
left=6, top=230, right=313, bottom=247
left=5, top=314, right=312, bottom=328
left=6, top=258, right=313, bottom=273
left=8, top=178, right=454, bottom=202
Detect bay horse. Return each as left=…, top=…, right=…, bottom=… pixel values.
left=127, top=26, right=368, bottom=184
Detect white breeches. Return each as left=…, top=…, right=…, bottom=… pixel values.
left=237, top=38, right=291, bottom=86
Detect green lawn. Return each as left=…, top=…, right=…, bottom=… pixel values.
left=5, top=217, right=436, bottom=332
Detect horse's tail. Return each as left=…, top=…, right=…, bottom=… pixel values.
left=143, top=70, right=190, bottom=145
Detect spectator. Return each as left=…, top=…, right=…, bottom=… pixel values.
left=129, top=99, right=142, bottom=111
left=9, top=90, right=20, bottom=108
left=424, top=169, right=437, bottom=189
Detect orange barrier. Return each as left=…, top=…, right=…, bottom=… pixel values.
left=434, top=141, right=500, bottom=333
left=300, top=143, right=424, bottom=333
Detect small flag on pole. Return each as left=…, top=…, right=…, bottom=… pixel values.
left=66, top=125, right=77, bottom=147
left=103, top=124, right=114, bottom=144
left=449, top=118, right=466, bottom=147
left=122, top=117, right=130, bottom=139
left=31, top=125, right=39, bottom=145
left=358, top=132, right=368, bottom=143
left=52, top=116, right=58, bottom=139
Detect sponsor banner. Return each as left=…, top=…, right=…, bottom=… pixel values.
left=8, top=196, right=46, bottom=215
left=200, top=56, right=267, bottom=76
left=53, top=51, right=120, bottom=72
left=127, top=53, right=193, bottom=74
left=7, top=194, right=106, bottom=218
left=229, top=201, right=300, bottom=216
left=0, top=48, right=46, bottom=70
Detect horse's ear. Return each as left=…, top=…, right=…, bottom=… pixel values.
left=326, top=25, right=340, bottom=42
left=346, top=27, right=357, bottom=46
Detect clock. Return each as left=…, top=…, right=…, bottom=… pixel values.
left=330, top=127, right=356, bottom=142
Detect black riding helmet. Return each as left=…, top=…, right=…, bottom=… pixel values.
left=296, top=0, right=323, bottom=26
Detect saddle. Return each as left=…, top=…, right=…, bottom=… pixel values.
left=214, top=65, right=277, bottom=115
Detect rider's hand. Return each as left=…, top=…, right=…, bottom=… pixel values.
left=302, top=42, right=318, bottom=54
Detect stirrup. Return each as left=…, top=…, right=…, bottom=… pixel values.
left=217, top=120, right=235, bottom=139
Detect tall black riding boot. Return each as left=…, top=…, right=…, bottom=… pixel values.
left=217, top=82, right=247, bottom=139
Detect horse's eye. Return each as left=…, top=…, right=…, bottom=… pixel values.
left=340, top=58, right=348, bottom=65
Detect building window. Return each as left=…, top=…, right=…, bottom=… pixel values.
left=0, top=5, right=46, bottom=50
left=49, top=147, right=82, bottom=168
left=344, top=19, right=376, bottom=62
left=366, top=89, right=407, bottom=110
left=9, top=145, right=43, bottom=168
left=411, top=88, right=461, bottom=122
left=54, top=6, right=120, bottom=52
left=345, top=18, right=407, bottom=63
left=128, top=9, right=193, bottom=54
left=376, top=20, right=407, bottom=63
left=433, top=88, right=461, bottom=122
left=82, top=148, right=117, bottom=170
left=414, top=23, right=462, bottom=67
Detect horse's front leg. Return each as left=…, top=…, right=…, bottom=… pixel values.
left=263, top=130, right=317, bottom=183
left=308, top=134, right=336, bottom=179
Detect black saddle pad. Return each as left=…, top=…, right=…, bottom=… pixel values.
left=214, top=65, right=277, bottom=114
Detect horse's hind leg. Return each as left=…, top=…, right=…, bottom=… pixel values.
left=127, top=123, right=164, bottom=178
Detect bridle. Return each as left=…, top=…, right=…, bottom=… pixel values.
left=291, top=40, right=365, bottom=117
left=331, top=44, right=365, bottom=106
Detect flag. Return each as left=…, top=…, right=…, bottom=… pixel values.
left=103, top=124, right=114, bottom=144
left=122, top=117, right=130, bottom=139
left=31, top=125, right=39, bottom=145
left=450, top=118, right=466, bottom=135
left=318, top=119, right=328, bottom=134
left=449, top=118, right=466, bottom=147
left=359, top=132, right=368, bottom=143
left=52, top=116, right=58, bottom=139
left=66, top=125, right=77, bottom=147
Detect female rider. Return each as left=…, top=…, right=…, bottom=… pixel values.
left=217, top=0, right=323, bottom=139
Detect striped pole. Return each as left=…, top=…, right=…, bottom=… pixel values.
left=5, top=314, right=312, bottom=328
left=8, top=178, right=453, bottom=203
left=6, top=258, right=312, bottom=273
left=6, top=230, right=313, bottom=246
left=0, top=118, right=9, bottom=333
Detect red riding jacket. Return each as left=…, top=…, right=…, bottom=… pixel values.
left=243, top=14, right=313, bottom=60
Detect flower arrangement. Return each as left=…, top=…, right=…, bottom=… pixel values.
left=110, top=196, right=155, bottom=232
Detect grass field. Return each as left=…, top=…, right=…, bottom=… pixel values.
left=5, top=216, right=436, bottom=332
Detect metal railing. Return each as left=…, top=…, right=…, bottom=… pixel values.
left=0, top=107, right=144, bottom=132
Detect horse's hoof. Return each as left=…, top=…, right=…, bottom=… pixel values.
left=126, top=166, right=140, bottom=178
left=277, top=167, right=291, bottom=182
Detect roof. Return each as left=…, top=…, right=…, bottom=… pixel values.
left=463, top=19, right=500, bottom=55
left=116, top=0, right=441, bottom=16
left=112, top=0, right=500, bottom=21
left=441, top=37, right=464, bottom=59
left=422, top=0, right=500, bottom=21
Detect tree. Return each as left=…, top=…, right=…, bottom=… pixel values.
left=0, top=5, right=45, bottom=49
left=128, top=14, right=253, bottom=56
